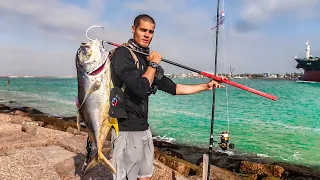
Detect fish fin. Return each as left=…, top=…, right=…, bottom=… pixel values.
left=78, top=80, right=102, bottom=109
left=110, top=118, right=119, bottom=136
left=98, top=151, right=116, bottom=174
left=83, top=152, right=116, bottom=175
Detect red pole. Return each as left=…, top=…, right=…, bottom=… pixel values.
left=201, top=72, right=277, bottom=101
left=104, top=40, right=278, bottom=101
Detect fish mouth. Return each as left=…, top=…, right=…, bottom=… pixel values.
left=88, top=60, right=106, bottom=76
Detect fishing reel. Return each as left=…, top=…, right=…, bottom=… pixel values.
left=218, top=131, right=235, bottom=151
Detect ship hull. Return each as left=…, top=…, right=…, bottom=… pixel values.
left=298, top=70, right=320, bottom=82
left=295, top=58, right=320, bottom=82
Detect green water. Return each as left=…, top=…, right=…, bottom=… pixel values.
left=0, top=78, right=319, bottom=168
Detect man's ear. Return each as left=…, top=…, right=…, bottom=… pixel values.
left=131, top=25, right=135, bottom=34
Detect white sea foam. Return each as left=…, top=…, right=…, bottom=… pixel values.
left=153, top=135, right=176, bottom=142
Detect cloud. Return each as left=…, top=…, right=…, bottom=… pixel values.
left=0, top=0, right=131, bottom=76
left=0, top=0, right=319, bottom=77
left=234, top=0, right=320, bottom=33
left=124, top=0, right=186, bottom=14
left=0, top=0, right=114, bottom=43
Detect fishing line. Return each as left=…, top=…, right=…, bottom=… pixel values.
left=221, top=0, right=230, bottom=134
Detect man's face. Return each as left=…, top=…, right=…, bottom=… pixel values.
left=132, top=20, right=155, bottom=48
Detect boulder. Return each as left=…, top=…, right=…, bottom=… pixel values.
left=272, top=162, right=320, bottom=179
left=159, top=153, right=199, bottom=176
left=240, top=161, right=284, bottom=178
left=196, top=163, right=242, bottom=180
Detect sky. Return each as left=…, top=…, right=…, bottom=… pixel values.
left=1, top=0, right=320, bottom=77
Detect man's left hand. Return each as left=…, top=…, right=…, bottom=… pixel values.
left=207, top=79, right=225, bottom=90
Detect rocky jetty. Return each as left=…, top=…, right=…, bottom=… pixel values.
left=0, top=103, right=319, bottom=180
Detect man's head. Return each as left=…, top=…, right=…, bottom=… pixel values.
left=132, top=14, right=156, bottom=48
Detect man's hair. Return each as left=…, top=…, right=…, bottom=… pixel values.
left=133, top=14, right=156, bottom=28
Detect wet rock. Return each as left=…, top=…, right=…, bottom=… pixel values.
left=196, top=163, right=242, bottom=180
left=9, top=109, right=29, bottom=116
left=240, top=161, right=285, bottom=178
left=16, top=106, right=44, bottom=115
left=0, top=104, right=11, bottom=111
left=195, top=152, right=229, bottom=166
left=153, top=140, right=180, bottom=149
left=151, top=159, right=188, bottom=180
left=162, top=149, right=184, bottom=159
left=272, top=162, right=320, bottom=180
left=154, top=147, right=161, bottom=160
left=158, top=153, right=199, bottom=176
left=261, top=176, right=282, bottom=180
left=237, top=173, right=258, bottom=180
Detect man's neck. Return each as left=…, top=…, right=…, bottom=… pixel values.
left=128, top=39, right=150, bottom=54
left=132, top=39, right=144, bottom=48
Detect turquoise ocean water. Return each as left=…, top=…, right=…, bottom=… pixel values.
left=0, top=78, right=319, bottom=169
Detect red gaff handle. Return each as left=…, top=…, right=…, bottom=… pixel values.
left=201, top=72, right=277, bottom=101
left=104, top=40, right=277, bottom=101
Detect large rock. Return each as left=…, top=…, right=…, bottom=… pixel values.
left=154, top=147, right=161, bottom=160
left=162, top=149, right=184, bottom=159
left=237, top=173, right=258, bottom=180
left=54, top=153, right=114, bottom=180
left=0, top=151, right=61, bottom=180
left=272, top=162, right=320, bottom=180
left=159, top=153, right=199, bottom=176
left=153, top=140, right=181, bottom=149
left=240, top=161, right=285, bottom=178
left=196, top=163, right=242, bottom=180
left=54, top=134, right=87, bottom=154
left=9, top=109, right=30, bottom=116
left=151, top=159, right=189, bottom=180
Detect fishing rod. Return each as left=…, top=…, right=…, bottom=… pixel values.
left=208, top=0, right=220, bottom=178
left=84, top=26, right=277, bottom=101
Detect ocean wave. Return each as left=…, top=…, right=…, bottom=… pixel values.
left=153, top=135, right=176, bottom=143
left=0, top=89, right=75, bottom=106
left=232, top=117, right=320, bottom=134
left=257, top=153, right=271, bottom=158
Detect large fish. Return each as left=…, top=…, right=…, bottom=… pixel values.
left=75, top=39, right=117, bottom=174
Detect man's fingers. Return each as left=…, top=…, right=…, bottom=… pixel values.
left=214, top=84, right=225, bottom=88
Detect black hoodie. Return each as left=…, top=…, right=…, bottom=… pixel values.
left=111, top=41, right=177, bottom=131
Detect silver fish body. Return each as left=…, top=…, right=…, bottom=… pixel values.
left=75, top=39, right=116, bottom=174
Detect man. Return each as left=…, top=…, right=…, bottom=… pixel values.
left=110, top=14, right=223, bottom=180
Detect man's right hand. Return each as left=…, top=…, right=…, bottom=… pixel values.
left=147, top=51, right=162, bottom=64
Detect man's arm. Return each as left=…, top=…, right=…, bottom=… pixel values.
left=175, top=80, right=224, bottom=95
left=142, top=51, right=162, bottom=86
left=112, top=48, right=163, bottom=99
left=112, top=47, right=151, bottom=99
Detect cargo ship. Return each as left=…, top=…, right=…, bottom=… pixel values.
left=294, top=41, right=320, bottom=82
